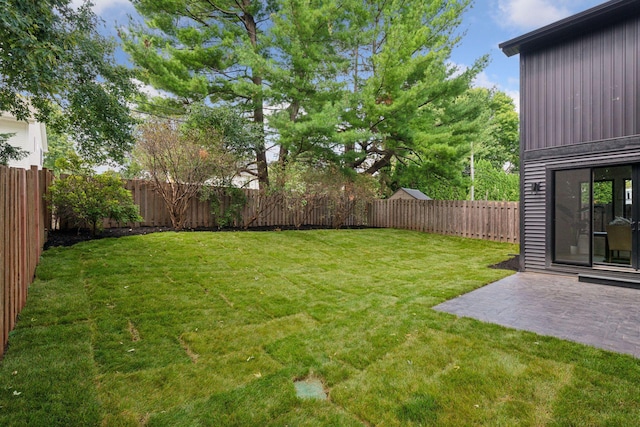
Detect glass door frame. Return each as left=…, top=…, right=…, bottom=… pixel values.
left=552, top=164, right=640, bottom=270
left=632, top=167, right=640, bottom=270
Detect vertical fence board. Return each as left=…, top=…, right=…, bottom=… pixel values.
left=0, top=167, right=52, bottom=357
left=0, top=167, right=6, bottom=349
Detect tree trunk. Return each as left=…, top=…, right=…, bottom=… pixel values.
left=243, top=5, right=269, bottom=189
left=345, top=46, right=358, bottom=170
left=254, top=96, right=269, bottom=190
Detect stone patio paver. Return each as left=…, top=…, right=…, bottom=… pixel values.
left=433, top=272, right=640, bottom=358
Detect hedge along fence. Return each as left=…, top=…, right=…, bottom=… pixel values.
left=102, top=179, right=368, bottom=230
left=102, top=179, right=519, bottom=244
left=0, top=166, right=52, bottom=356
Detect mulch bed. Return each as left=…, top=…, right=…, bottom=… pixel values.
left=43, top=225, right=361, bottom=250
left=44, top=226, right=172, bottom=249
left=490, top=255, right=520, bottom=271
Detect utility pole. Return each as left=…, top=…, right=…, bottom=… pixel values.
left=470, top=141, right=475, bottom=201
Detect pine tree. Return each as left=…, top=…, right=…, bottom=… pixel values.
left=124, top=0, right=485, bottom=187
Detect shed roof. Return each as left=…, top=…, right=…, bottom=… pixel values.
left=499, top=0, right=640, bottom=57
left=396, top=188, right=431, bottom=200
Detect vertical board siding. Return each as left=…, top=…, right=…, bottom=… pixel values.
left=0, top=166, right=51, bottom=358
left=522, top=16, right=640, bottom=151
left=520, top=15, right=640, bottom=273
left=522, top=161, right=547, bottom=271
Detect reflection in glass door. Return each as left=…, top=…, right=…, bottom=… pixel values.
left=554, top=169, right=591, bottom=265
left=592, top=166, right=633, bottom=267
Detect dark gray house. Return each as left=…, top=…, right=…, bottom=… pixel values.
left=500, top=0, right=640, bottom=283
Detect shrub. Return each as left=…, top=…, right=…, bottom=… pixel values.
left=48, top=155, right=142, bottom=234
left=134, top=109, right=253, bottom=230
left=268, top=164, right=379, bottom=229
left=201, top=186, right=247, bottom=228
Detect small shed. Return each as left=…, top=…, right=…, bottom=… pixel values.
left=389, top=188, right=431, bottom=201
left=500, top=0, right=640, bottom=279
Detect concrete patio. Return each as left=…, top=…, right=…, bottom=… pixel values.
left=433, top=272, right=640, bottom=358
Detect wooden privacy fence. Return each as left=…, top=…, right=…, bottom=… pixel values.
left=368, top=199, right=519, bottom=243
left=104, top=179, right=519, bottom=244
left=104, top=179, right=365, bottom=230
left=0, top=166, right=52, bottom=356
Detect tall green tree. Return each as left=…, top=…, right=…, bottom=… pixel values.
left=336, top=0, right=485, bottom=178
left=483, top=89, right=519, bottom=171
left=465, top=88, right=519, bottom=171
left=124, top=0, right=484, bottom=188
left=266, top=0, right=486, bottom=180
left=267, top=1, right=348, bottom=173
left=43, top=131, right=76, bottom=173
left=466, top=88, right=519, bottom=201
left=0, top=0, right=138, bottom=164
left=473, top=159, right=519, bottom=201
left=125, top=0, right=274, bottom=187
left=389, top=87, right=519, bottom=200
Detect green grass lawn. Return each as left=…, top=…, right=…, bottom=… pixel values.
left=1, top=229, right=639, bottom=426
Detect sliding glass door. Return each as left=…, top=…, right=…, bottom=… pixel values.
left=553, top=165, right=640, bottom=269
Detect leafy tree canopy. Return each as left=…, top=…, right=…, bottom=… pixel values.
left=473, top=159, right=519, bottom=201
left=43, top=129, right=76, bottom=173
left=389, top=87, right=520, bottom=200
left=124, top=0, right=485, bottom=189
left=0, top=0, right=138, bottom=164
left=469, top=88, right=519, bottom=171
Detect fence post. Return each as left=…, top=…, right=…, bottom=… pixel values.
left=0, top=167, right=6, bottom=350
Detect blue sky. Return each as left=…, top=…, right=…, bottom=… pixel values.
left=81, top=0, right=606, bottom=110
left=452, top=0, right=604, bottom=110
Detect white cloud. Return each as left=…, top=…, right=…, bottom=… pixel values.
left=505, top=90, right=520, bottom=114
left=497, top=0, right=571, bottom=30
left=132, top=79, right=170, bottom=99
left=72, top=0, right=134, bottom=17
left=472, top=71, right=496, bottom=90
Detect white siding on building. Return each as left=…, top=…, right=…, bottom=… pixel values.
left=1, top=114, right=48, bottom=169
